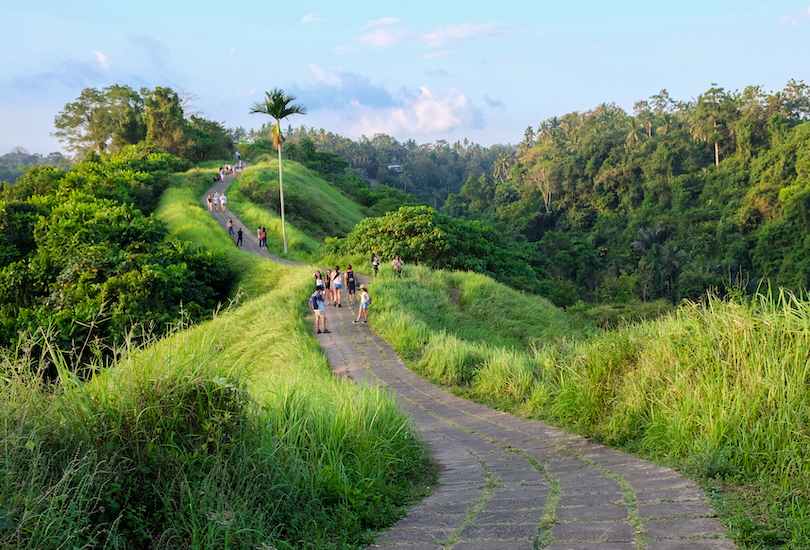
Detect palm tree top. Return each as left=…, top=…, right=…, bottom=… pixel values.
left=249, top=89, right=307, bottom=121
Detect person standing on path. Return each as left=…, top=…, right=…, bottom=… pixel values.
left=207, top=195, right=213, bottom=211
left=392, top=254, right=403, bottom=275
left=236, top=228, right=243, bottom=247
left=220, top=193, right=227, bottom=211
left=345, top=264, right=357, bottom=306
left=310, top=290, right=330, bottom=334
left=314, top=270, right=325, bottom=296
left=325, top=269, right=333, bottom=305
left=213, top=191, right=220, bottom=207
left=260, top=227, right=267, bottom=249
left=331, top=266, right=343, bottom=307
left=371, top=252, right=379, bottom=277
left=227, top=218, right=234, bottom=236
left=353, top=285, right=370, bottom=324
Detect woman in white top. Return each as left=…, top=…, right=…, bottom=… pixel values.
left=331, top=266, right=343, bottom=307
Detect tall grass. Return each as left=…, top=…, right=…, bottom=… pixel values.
left=0, top=178, right=434, bottom=549
left=225, top=159, right=365, bottom=261
left=369, top=266, right=810, bottom=547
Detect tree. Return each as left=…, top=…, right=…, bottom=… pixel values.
left=143, top=87, right=188, bottom=157
left=249, top=89, right=307, bottom=253
left=52, top=85, right=143, bottom=159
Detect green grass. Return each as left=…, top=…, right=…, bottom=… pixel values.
left=367, top=266, right=810, bottom=548
left=225, top=159, right=366, bottom=262
left=0, top=177, right=435, bottom=549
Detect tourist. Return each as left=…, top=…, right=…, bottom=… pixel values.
left=353, top=285, right=370, bottom=324
left=331, top=266, right=343, bottom=307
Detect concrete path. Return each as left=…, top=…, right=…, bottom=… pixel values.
left=202, top=172, right=301, bottom=266
left=203, top=177, right=737, bottom=550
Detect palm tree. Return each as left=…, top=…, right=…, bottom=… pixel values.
left=249, top=89, right=307, bottom=253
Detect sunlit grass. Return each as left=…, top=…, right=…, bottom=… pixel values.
left=0, top=175, right=435, bottom=549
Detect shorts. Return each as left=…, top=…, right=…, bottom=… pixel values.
left=314, top=310, right=325, bottom=318
left=347, top=283, right=356, bottom=293
left=333, top=282, right=343, bottom=290
left=360, top=303, right=367, bottom=309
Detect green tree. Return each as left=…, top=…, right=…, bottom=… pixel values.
left=52, top=85, right=143, bottom=159
left=143, top=87, right=189, bottom=157
left=249, top=89, right=307, bottom=253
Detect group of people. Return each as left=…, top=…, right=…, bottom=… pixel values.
left=368, top=251, right=402, bottom=277
left=207, top=191, right=227, bottom=212
left=310, top=264, right=372, bottom=333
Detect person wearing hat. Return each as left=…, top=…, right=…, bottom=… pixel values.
left=353, top=285, right=371, bottom=324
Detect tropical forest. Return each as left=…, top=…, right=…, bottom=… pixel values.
left=2, top=79, right=810, bottom=548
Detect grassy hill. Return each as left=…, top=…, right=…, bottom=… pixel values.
left=0, top=173, right=434, bottom=549
left=366, top=263, right=810, bottom=548
left=226, top=159, right=367, bottom=258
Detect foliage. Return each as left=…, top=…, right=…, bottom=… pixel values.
left=325, top=205, right=543, bottom=292
left=0, top=147, right=65, bottom=185
left=52, top=85, right=234, bottom=161
left=421, top=81, right=810, bottom=307
left=0, top=192, right=232, bottom=366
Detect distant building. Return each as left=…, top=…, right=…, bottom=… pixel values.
left=387, top=163, right=403, bottom=173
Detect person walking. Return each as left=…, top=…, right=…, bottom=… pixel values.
left=236, top=227, right=243, bottom=247
left=207, top=195, right=213, bottom=211
left=371, top=251, right=379, bottom=277
left=392, top=254, right=403, bottom=275
left=260, top=227, right=267, bottom=249
left=345, top=264, right=357, bottom=306
left=325, top=269, right=333, bottom=305
left=220, top=193, right=227, bottom=211
left=314, top=270, right=325, bottom=296
left=331, top=266, right=343, bottom=307
left=353, top=285, right=370, bottom=324
left=257, top=227, right=262, bottom=248
left=310, top=290, right=330, bottom=334
left=227, top=218, right=234, bottom=236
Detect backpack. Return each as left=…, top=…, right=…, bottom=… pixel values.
left=366, top=294, right=372, bottom=306
left=308, top=294, right=320, bottom=310
left=348, top=271, right=355, bottom=284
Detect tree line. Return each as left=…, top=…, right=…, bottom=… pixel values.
left=309, top=80, right=810, bottom=316
left=441, top=80, right=810, bottom=307
left=52, top=85, right=233, bottom=162
left=231, top=123, right=512, bottom=208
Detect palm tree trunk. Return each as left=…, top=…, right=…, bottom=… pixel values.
left=278, top=144, right=288, bottom=253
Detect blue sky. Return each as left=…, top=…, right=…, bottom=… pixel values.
left=1, top=0, right=808, bottom=155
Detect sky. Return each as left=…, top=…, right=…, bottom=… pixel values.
left=1, top=0, right=808, bottom=156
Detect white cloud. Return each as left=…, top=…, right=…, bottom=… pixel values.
left=419, top=23, right=520, bottom=47
left=347, top=87, right=482, bottom=137
left=359, top=28, right=413, bottom=47
left=363, top=17, right=402, bottom=28
left=301, top=13, right=322, bottom=23
left=310, top=63, right=342, bottom=86
left=236, top=89, right=256, bottom=97
left=91, top=50, right=111, bottom=69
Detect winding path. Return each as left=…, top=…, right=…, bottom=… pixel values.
left=203, top=175, right=737, bottom=550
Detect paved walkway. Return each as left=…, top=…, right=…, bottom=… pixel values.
left=203, top=172, right=301, bottom=266
left=204, top=177, right=737, bottom=550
